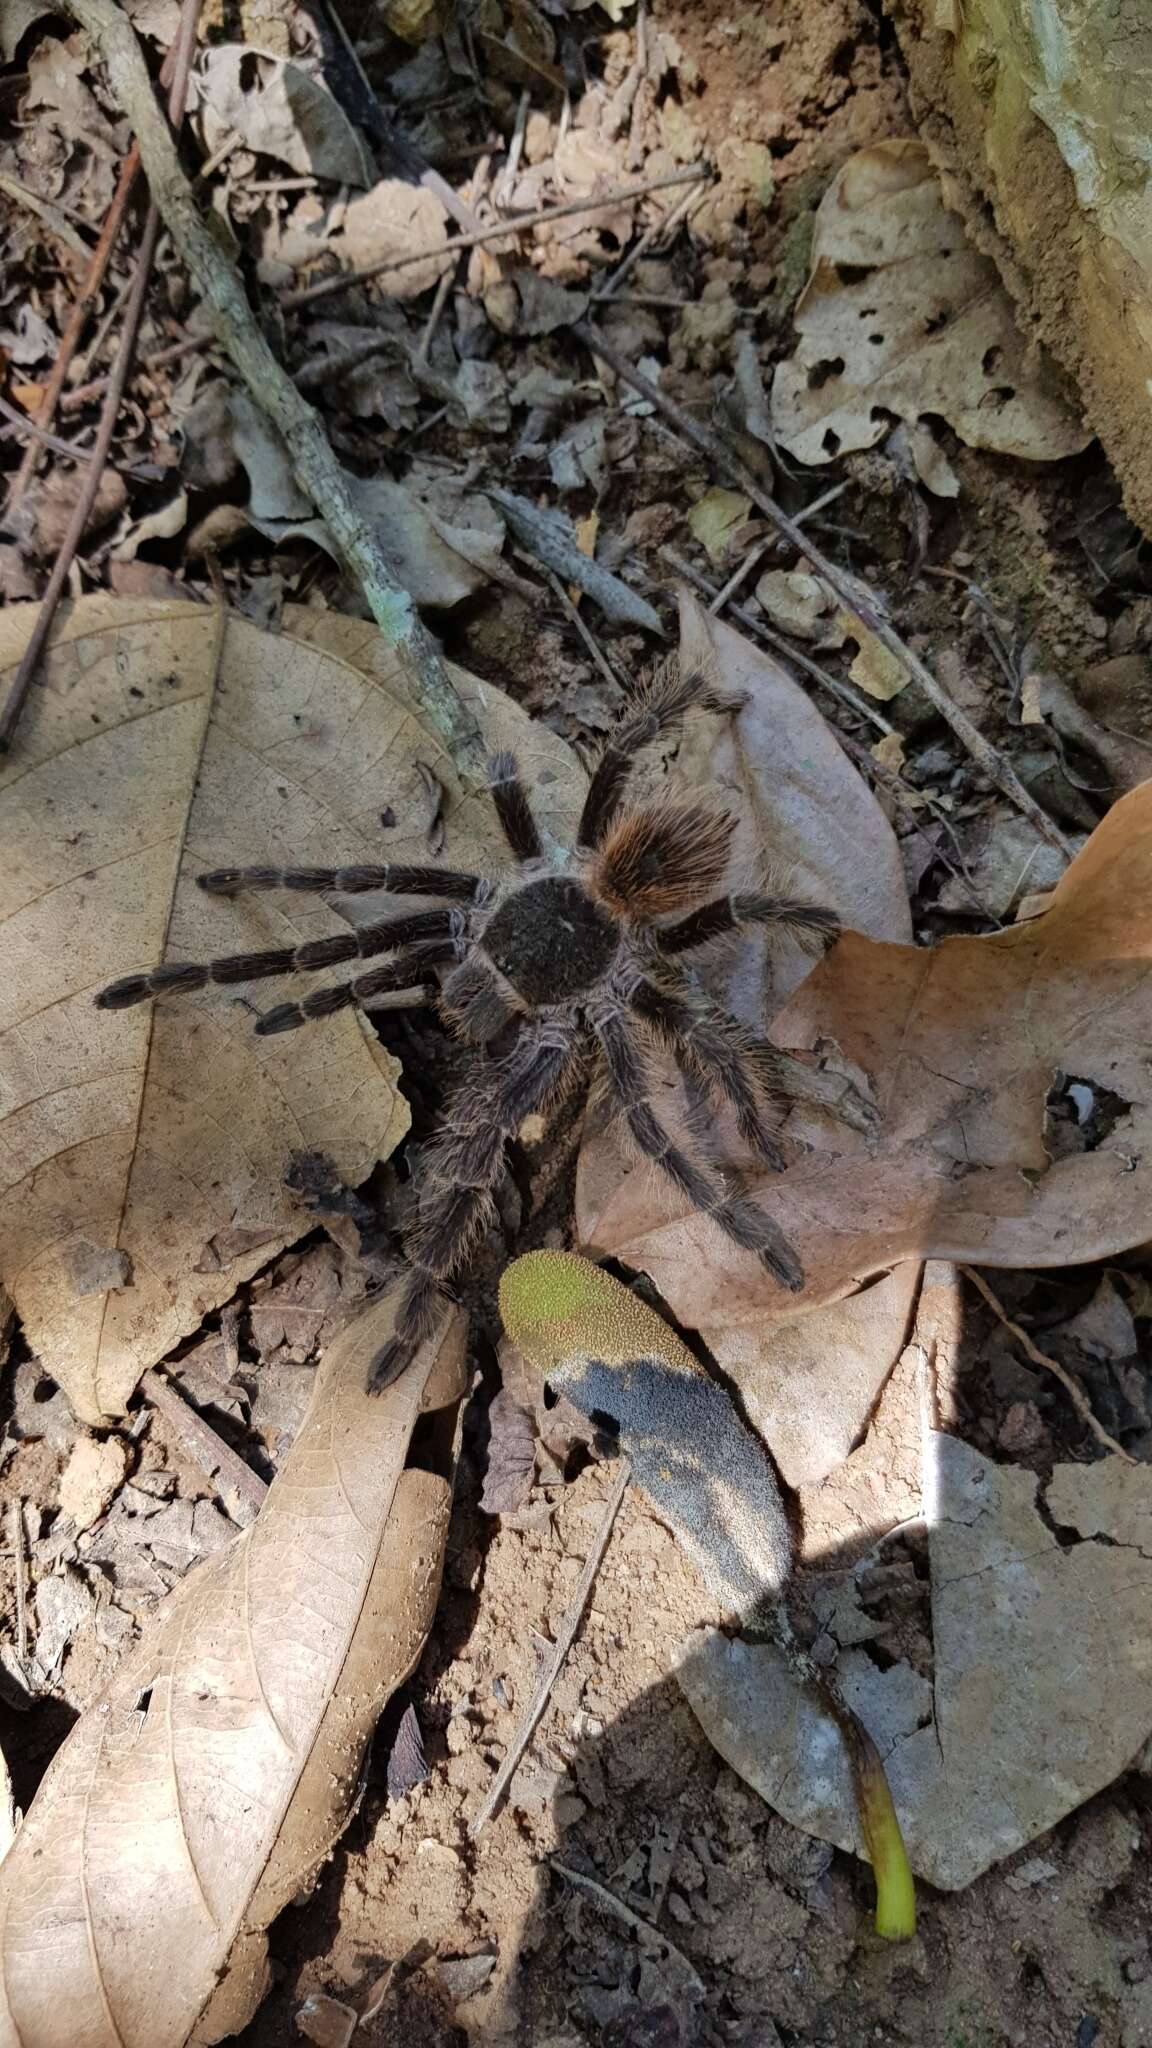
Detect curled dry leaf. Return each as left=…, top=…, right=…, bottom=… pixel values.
left=578, top=595, right=916, bottom=1485
left=583, top=765, right=1152, bottom=1363
left=336, top=180, right=453, bottom=299
left=193, top=46, right=373, bottom=186
left=0, top=597, right=582, bottom=1422
left=771, top=139, right=1090, bottom=467
left=0, top=1294, right=468, bottom=2046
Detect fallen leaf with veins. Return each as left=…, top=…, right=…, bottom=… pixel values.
left=678, top=1417, right=1152, bottom=1889
left=579, top=594, right=917, bottom=1485
left=581, top=775, right=1152, bottom=1342
left=0, top=596, right=583, bottom=1422
left=0, top=1295, right=468, bottom=2046
left=771, top=139, right=1089, bottom=467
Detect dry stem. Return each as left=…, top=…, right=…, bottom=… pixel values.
left=582, top=323, right=1074, bottom=855
left=61, top=0, right=486, bottom=777
left=961, top=1265, right=1133, bottom=1462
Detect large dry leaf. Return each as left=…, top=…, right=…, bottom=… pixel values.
left=0, top=1294, right=468, bottom=2047
left=678, top=1422, right=1152, bottom=1890
left=0, top=597, right=583, bottom=1422
left=771, top=139, right=1090, bottom=466
left=578, top=597, right=917, bottom=1484
left=581, top=778, right=1152, bottom=1339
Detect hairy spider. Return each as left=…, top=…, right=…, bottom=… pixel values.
left=97, top=665, right=840, bottom=1389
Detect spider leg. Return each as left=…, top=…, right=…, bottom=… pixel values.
left=488, top=752, right=542, bottom=862
left=578, top=663, right=740, bottom=850
left=367, top=1016, right=584, bottom=1391
left=255, top=940, right=459, bottom=1034
left=439, top=952, right=523, bottom=1045
left=589, top=1001, right=803, bottom=1291
left=628, top=977, right=788, bottom=1170
left=197, top=863, right=483, bottom=900
left=655, top=891, right=841, bottom=956
left=96, top=909, right=466, bottom=1011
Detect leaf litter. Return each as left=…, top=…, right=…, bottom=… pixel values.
left=4, top=0, right=1152, bottom=2036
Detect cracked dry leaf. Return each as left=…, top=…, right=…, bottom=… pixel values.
left=677, top=1431, right=1152, bottom=1889
left=580, top=776, right=1152, bottom=1348
left=578, top=596, right=917, bottom=1485
left=771, top=139, right=1089, bottom=467
left=0, top=1294, right=468, bottom=2046
left=0, top=597, right=583, bottom=1423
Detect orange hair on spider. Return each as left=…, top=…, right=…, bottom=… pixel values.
left=589, top=800, right=737, bottom=918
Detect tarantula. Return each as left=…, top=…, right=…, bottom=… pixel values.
left=97, top=665, right=839, bottom=1389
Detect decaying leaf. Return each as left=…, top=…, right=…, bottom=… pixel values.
left=336, top=180, right=453, bottom=300
left=687, top=488, right=752, bottom=564
left=581, top=769, right=1152, bottom=1343
left=678, top=1420, right=1152, bottom=1890
left=0, top=1294, right=468, bottom=2045
left=578, top=596, right=917, bottom=1484
left=0, top=597, right=582, bottom=1421
left=193, top=46, right=373, bottom=186
left=771, top=139, right=1090, bottom=467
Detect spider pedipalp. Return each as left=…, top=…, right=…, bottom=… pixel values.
left=95, top=660, right=841, bottom=1390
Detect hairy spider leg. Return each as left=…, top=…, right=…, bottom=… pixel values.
left=488, top=751, right=542, bottom=862
left=629, top=977, right=788, bottom=1170
left=592, top=801, right=736, bottom=919
left=96, top=908, right=464, bottom=1011
left=578, top=664, right=739, bottom=850
left=197, top=863, right=483, bottom=899
left=256, top=939, right=460, bottom=1035
left=654, top=891, right=841, bottom=955
left=439, top=952, right=523, bottom=1045
left=367, top=1018, right=584, bottom=1391
left=589, top=1000, right=804, bottom=1291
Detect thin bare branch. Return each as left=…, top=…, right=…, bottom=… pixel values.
left=59, top=0, right=486, bottom=777
left=580, top=321, right=1074, bottom=856
left=470, top=1455, right=632, bottom=1837
left=961, top=1265, right=1134, bottom=1462
left=142, top=1370, right=269, bottom=1522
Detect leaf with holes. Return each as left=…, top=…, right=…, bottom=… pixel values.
left=0, top=1295, right=468, bottom=2047
left=0, top=596, right=583, bottom=1422
left=771, top=139, right=1089, bottom=467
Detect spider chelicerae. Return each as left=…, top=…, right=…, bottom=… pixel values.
left=97, top=665, right=840, bottom=1389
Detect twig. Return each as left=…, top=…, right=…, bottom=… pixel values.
left=0, top=392, right=99, bottom=465
left=546, top=570, right=625, bottom=693
left=578, top=322, right=1073, bottom=856
left=490, top=487, right=663, bottom=634
left=60, top=0, right=485, bottom=777
left=661, top=547, right=892, bottom=733
left=593, top=175, right=704, bottom=301
left=0, top=172, right=91, bottom=258
left=470, top=1454, right=632, bottom=1836
left=4, top=144, right=141, bottom=514
left=284, top=164, right=712, bottom=311
left=0, top=1, right=201, bottom=755
left=8, top=1502, right=28, bottom=1676
left=960, top=1265, right=1134, bottom=1462
left=835, top=725, right=999, bottom=921
left=550, top=1858, right=704, bottom=1996
left=142, top=1369, right=270, bottom=1521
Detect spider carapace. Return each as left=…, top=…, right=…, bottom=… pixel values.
left=97, top=663, right=840, bottom=1390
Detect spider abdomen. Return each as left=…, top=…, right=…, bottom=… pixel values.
left=483, top=876, right=619, bottom=1005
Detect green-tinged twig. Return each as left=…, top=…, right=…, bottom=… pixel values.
left=60, top=0, right=485, bottom=777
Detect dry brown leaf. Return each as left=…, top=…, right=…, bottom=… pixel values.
left=0, top=597, right=583, bottom=1423
left=581, top=774, right=1152, bottom=1338
left=577, top=596, right=916, bottom=1484
left=336, top=180, right=452, bottom=299
left=0, top=1293, right=468, bottom=2046
left=771, top=139, right=1090, bottom=466
left=193, top=46, right=373, bottom=185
